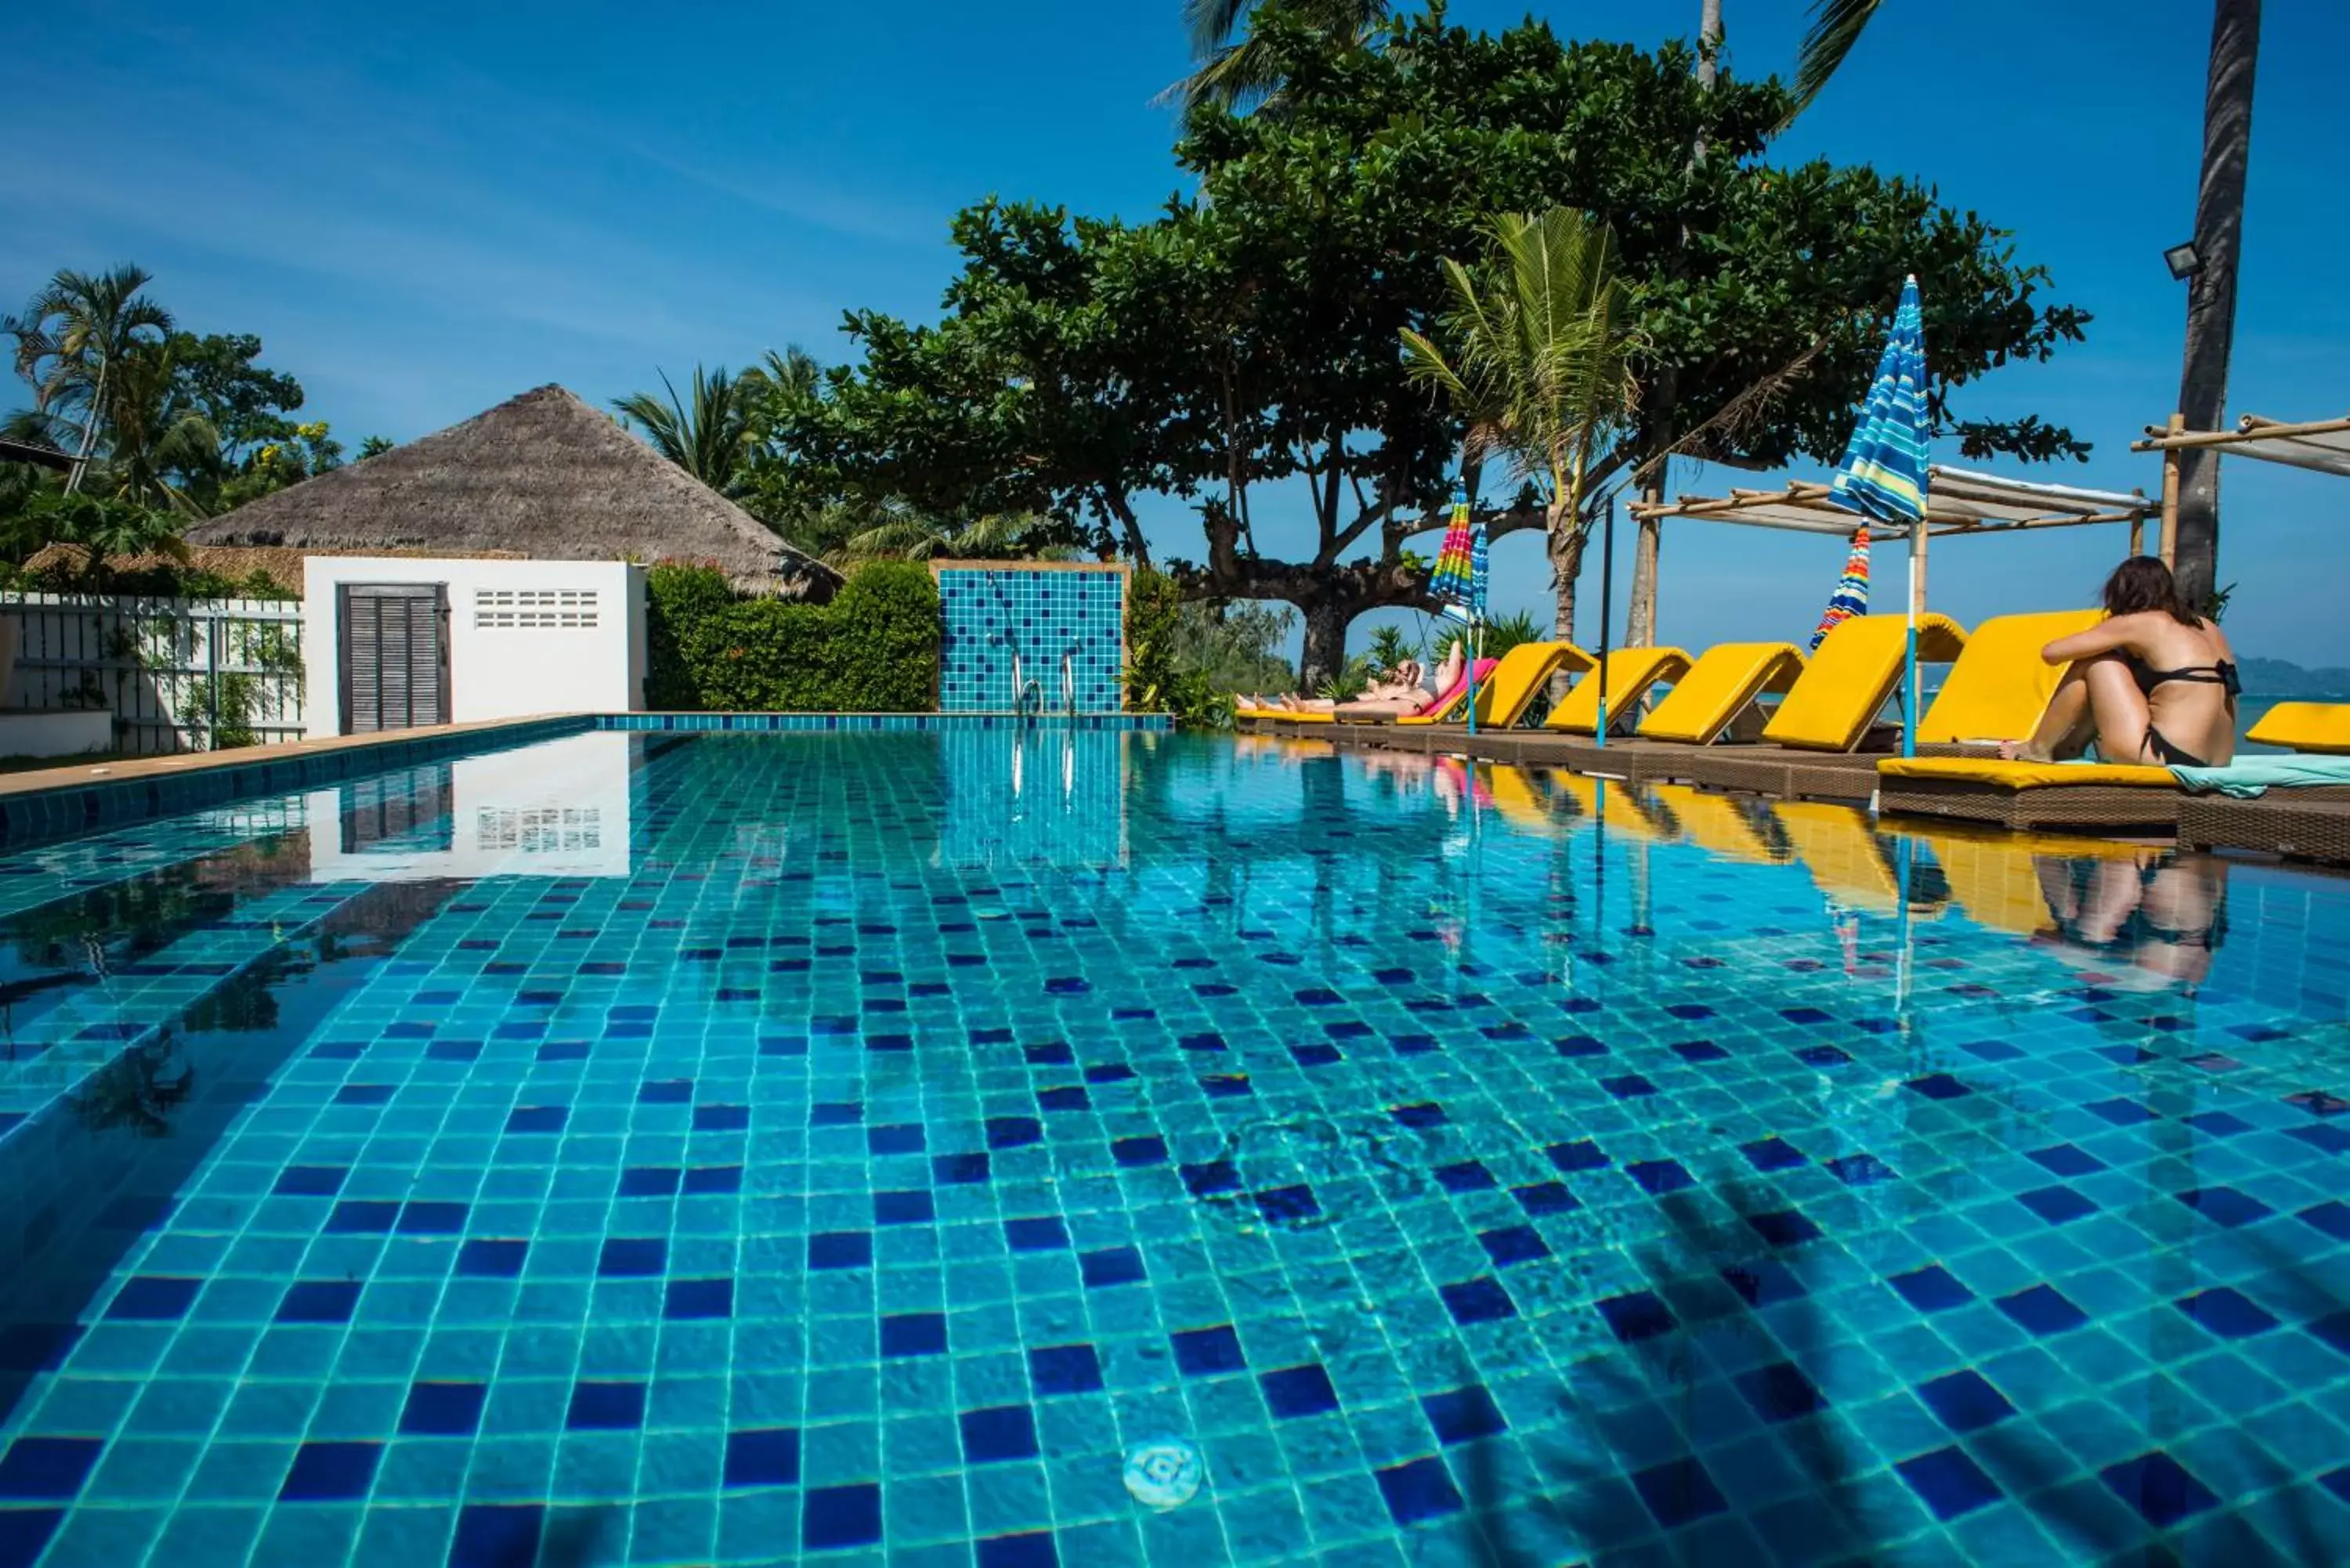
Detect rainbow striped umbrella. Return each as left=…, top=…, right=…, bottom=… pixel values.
left=1429, top=481, right=1479, bottom=609
left=1810, top=526, right=1872, bottom=650
left=1429, top=480, right=1490, bottom=731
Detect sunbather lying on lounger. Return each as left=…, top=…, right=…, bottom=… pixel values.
left=1998, top=558, right=2239, bottom=768
left=1244, top=642, right=1466, bottom=717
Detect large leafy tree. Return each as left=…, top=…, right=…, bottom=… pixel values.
left=784, top=5, right=2088, bottom=684
left=167, top=332, right=307, bottom=466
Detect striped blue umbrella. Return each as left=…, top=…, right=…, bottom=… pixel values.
left=1828, top=274, right=1931, bottom=757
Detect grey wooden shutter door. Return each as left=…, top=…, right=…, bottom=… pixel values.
left=339, top=584, right=450, bottom=734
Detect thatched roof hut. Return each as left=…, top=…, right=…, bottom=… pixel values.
left=186, top=384, right=840, bottom=599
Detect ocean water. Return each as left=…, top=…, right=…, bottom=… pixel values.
left=1, top=728, right=2347, bottom=1567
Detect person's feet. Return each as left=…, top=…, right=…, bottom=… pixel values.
left=1998, top=739, right=2056, bottom=762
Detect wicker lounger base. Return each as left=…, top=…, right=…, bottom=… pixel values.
left=1878, top=777, right=2183, bottom=833
left=2178, top=793, right=2350, bottom=866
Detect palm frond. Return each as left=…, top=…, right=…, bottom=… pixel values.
left=1181, top=0, right=1255, bottom=56
left=1788, top=0, right=1884, bottom=121
left=614, top=364, right=757, bottom=496
left=1162, top=0, right=1390, bottom=121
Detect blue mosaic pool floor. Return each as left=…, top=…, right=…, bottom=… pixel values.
left=1, top=730, right=2347, bottom=1566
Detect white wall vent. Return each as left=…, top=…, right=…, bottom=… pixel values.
left=474, top=587, right=599, bottom=630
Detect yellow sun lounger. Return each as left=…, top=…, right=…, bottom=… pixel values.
left=1635, top=643, right=1806, bottom=746
left=1913, top=609, right=2102, bottom=747
left=1762, top=612, right=1969, bottom=753
left=1396, top=641, right=1593, bottom=728
left=2247, top=703, right=2350, bottom=755
left=1772, top=800, right=1946, bottom=916
left=1643, top=782, right=1782, bottom=864
left=1875, top=755, right=2181, bottom=832
left=1543, top=647, right=1693, bottom=735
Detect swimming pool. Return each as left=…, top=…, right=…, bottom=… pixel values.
left=2, top=728, right=2346, bottom=1566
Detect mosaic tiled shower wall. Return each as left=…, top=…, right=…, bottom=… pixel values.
left=935, top=565, right=1127, bottom=713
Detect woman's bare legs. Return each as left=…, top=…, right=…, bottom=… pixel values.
left=2000, top=655, right=2151, bottom=762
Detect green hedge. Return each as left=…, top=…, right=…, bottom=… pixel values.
left=645, top=559, right=942, bottom=712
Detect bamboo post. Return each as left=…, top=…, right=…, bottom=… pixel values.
left=2129, top=516, right=2146, bottom=556
left=1910, top=518, right=1929, bottom=616
left=2158, top=411, right=2185, bottom=565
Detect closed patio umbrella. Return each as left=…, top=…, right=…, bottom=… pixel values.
left=1828, top=274, right=1932, bottom=758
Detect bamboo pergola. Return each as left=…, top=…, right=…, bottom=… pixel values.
left=2133, top=412, right=2350, bottom=562
left=1628, top=464, right=2159, bottom=614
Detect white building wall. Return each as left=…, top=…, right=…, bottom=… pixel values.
left=302, top=557, right=646, bottom=738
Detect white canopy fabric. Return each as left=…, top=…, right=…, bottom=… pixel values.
left=2133, top=414, right=2350, bottom=479
left=1629, top=464, right=2156, bottom=537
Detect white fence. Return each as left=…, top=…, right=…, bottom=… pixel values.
left=0, top=592, right=306, bottom=754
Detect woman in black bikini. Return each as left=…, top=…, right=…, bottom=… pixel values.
left=1999, top=557, right=2240, bottom=768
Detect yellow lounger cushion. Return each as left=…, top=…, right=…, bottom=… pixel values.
left=1914, top=609, right=2103, bottom=746
left=1878, top=757, right=2175, bottom=789
left=1763, top=612, right=1969, bottom=753
left=2247, top=701, right=2350, bottom=755
left=1544, top=647, right=1692, bottom=734
left=1637, top=643, right=1806, bottom=745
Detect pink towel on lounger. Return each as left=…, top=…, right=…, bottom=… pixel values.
left=1418, top=658, right=1500, bottom=716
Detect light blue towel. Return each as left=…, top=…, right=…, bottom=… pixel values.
left=2169, top=754, right=2350, bottom=799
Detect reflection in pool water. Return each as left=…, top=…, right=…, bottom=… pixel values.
left=0, top=729, right=2345, bottom=1566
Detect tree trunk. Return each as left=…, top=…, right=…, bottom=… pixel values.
left=1693, top=0, right=1723, bottom=154
left=1546, top=508, right=1589, bottom=703
left=1299, top=598, right=1350, bottom=693
left=2172, top=0, right=2260, bottom=609
left=1546, top=505, right=1585, bottom=643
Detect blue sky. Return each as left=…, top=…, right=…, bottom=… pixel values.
left=9, top=1, right=2346, bottom=666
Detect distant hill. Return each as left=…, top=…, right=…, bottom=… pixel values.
left=2238, top=656, right=2350, bottom=697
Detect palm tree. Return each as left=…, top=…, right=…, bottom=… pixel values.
left=758, top=345, right=823, bottom=401
left=1167, top=0, right=1390, bottom=122
left=613, top=365, right=760, bottom=497
left=1401, top=208, right=1643, bottom=645
left=1782, top=0, right=2258, bottom=607
left=2171, top=0, right=2261, bottom=609
left=92, top=344, right=220, bottom=516
left=3, top=264, right=175, bottom=494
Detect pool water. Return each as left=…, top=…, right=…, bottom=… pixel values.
left=2, top=728, right=2347, bottom=1567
